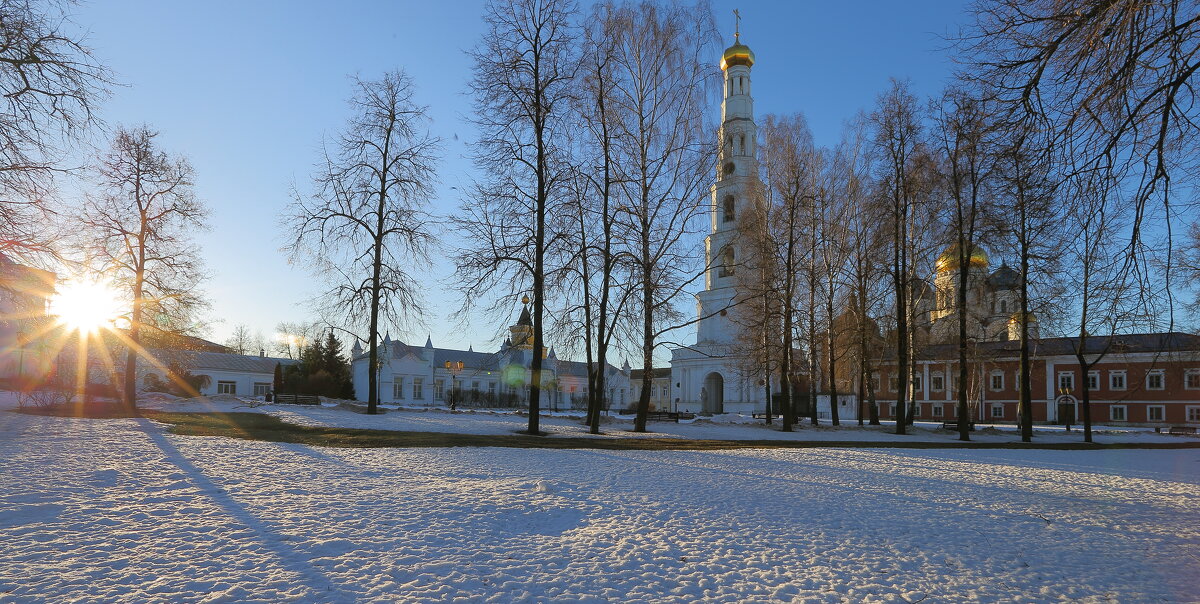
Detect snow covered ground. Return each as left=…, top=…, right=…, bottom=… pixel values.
left=2, top=399, right=1198, bottom=602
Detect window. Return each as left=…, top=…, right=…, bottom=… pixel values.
left=932, top=404, right=943, bottom=417
left=1188, top=406, right=1200, bottom=422
left=911, top=374, right=923, bottom=394
left=888, top=375, right=898, bottom=392
left=887, top=404, right=895, bottom=417
left=989, top=371, right=1004, bottom=392
left=718, top=247, right=735, bottom=277
left=1146, top=370, right=1165, bottom=390
left=738, top=134, right=746, bottom=156
left=472, top=381, right=480, bottom=392
left=723, top=196, right=736, bottom=222
left=488, top=382, right=496, bottom=396
left=1057, top=372, right=1075, bottom=392
left=1087, top=371, right=1099, bottom=391
left=1000, top=299, right=1008, bottom=313
left=253, top=382, right=271, bottom=396
left=931, top=374, right=944, bottom=392
left=217, top=381, right=236, bottom=395
left=434, top=380, right=444, bottom=400
left=393, top=377, right=404, bottom=400
left=991, top=404, right=1004, bottom=419
left=661, top=386, right=669, bottom=398
left=1110, top=405, right=1127, bottom=421
left=1147, top=405, right=1165, bottom=422
left=412, top=378, right=424, bottom=400
left=871, top=374, right=881, bottom=392
left=1110, top=371, right=1127, bottom=391
left=1185, top=370, right=1200, bottom=390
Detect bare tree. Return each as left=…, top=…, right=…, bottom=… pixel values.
left=79, top=126, right=208, bottom=411
left=931, top=88, right=994, bottom=441
left=273, top=320, right=320, bottom=359
left=284, top=71, right=439, bottom=415
left=566, top=1, right=631, bottom=434
left=962, top=0, right=1200, bottom=329
left=1, top=0, right=111, bottom=260
left=755, top=113, right=818, bottom=431
left=455, top=0, right=577, bottom=435
left=871, top=80, right=925, bottom=435
left=224, top=323, right=254, bottom=355
left=605, top=1, right=717, bottom=433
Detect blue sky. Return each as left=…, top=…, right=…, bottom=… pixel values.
left=70, top=1, right=967, bottom=355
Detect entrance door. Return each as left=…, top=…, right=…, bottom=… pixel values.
left=703, top=372, right=724, bottom=414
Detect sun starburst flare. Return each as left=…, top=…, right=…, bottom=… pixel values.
left=51, top=279, right=124, bottom=334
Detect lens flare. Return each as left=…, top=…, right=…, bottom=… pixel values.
left=52, top=280, right=123, bottom=333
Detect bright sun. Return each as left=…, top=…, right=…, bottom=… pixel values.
left=52, top=280, right=124, bottom=333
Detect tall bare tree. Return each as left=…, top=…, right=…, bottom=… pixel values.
left=1, top=0, right=111, bottom=260
left=757, top=113, right=818, bottom=431
left=284, top=71, right=439, bottom=415
left=931, top=88, right=994, bottom=441
left=80, top=126, right=208, bottom=411
left=606, top=1, right=717, bottom=433
left=871, top=80, right=924, bottom=435
left=455, top=0, right=576, bottom=435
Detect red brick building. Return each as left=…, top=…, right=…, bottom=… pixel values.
left=874, top=333, right=1200, bottom=426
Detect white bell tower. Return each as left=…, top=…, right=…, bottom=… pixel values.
left=696, top=24, right=758, bottom=345
left=669, top=18, right=767, bottom=416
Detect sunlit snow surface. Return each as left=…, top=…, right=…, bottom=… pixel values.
left=1, top=405, right=1198, bottom=602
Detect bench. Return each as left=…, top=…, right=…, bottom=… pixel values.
left=941, top=420, right=976, bottom=431
left=274, top=393, right=320, bottom=405
left=1167, top=426, right=1197, bottom=435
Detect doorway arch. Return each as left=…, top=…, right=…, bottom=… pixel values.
left=702, top=372, right=725, bottom=414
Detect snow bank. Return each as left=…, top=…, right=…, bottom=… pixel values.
left=0, top=410, right=1196, bottom=602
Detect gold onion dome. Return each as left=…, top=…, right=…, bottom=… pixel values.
left=721, top=42, right=754, bottom=70
left=935, top=242, right=989, bottom=273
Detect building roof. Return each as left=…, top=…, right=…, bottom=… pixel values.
left=630, top=368, right=672, bottom=380
left=152, top=349, right=298, bottom=374
left=897, top=332, right=1200, bottom=362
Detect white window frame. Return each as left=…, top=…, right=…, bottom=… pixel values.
left=932, top=404, right=943, bottom=417
left=1185, top=370, right=1200, bottom=390
left=888, top=376, right=898, bottom=392
left=412, top=378, right=424, bottom=400
left=990, top=404, right=1004, bottom=419
left=217, top=381, right=236, bottom=395
left=1110, top=405, right=1127, bottom=421
left=253, top=382, right=271, bottom=396
left=1057, top=371, right=1075, bottom=392
left=434, top=380, right=444, bottom=400
left=1110, top=370, right=1127, bottom=391
left=1146, top=369, right=1165, bottom=391
left=1146, top=405, right=1165, bottom=422
left=911, top=374, right=923, bottom=394
left=931, top=373, right=945, bottom=392
left=989, top=371, right=1004, bottom=392
left=1187, top=406, right=1200, bottom=422
left=393, top=377, right=404, bottom=400
left=487, top=382, right=496, bottom=396
left=1086, top=371, right=1100, bottom=391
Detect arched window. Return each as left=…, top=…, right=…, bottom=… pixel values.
left=718, top=247, right=736, bottom=277
left=739, top=134, right=746, bottom=156
left=726, top=134, right=734, bottom=156
left=1000, top=299, right=1008, bottom=313
left=723, top=196, right=735, bottom=222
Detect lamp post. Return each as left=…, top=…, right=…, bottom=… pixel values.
left=1057, top=386, right=1074, bottom=432
left=445, top=360, right=463, bottom=410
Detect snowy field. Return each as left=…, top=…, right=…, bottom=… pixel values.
left=2, top=402, right=1199, bottom=602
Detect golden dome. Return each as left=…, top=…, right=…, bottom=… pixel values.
left=721, top=42, right=754, bottom=70
left=1008, top=311, right=1038, bottom=323
left=935, top=242, right=988, bottom=273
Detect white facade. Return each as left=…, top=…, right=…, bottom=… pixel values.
left=669, top=37, right=772, bottom=415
